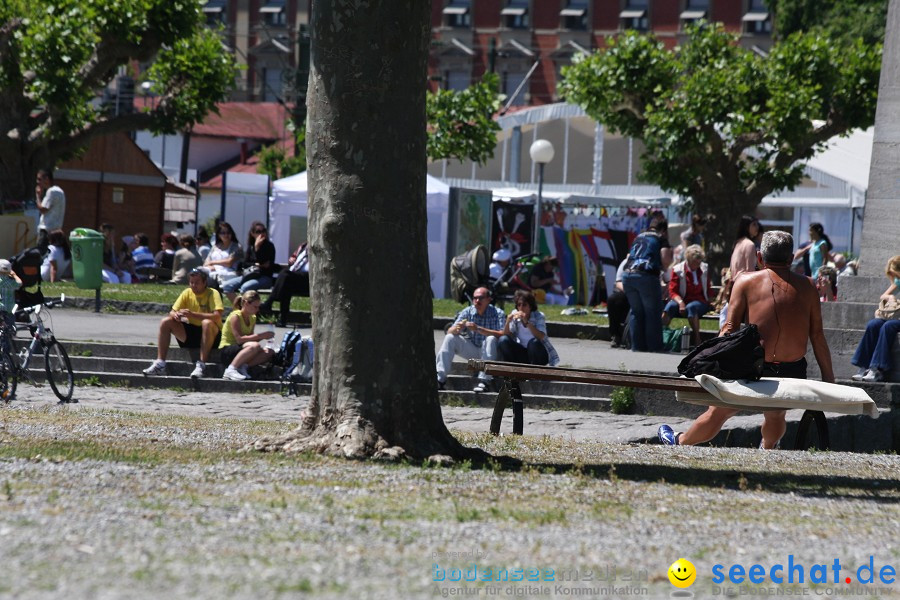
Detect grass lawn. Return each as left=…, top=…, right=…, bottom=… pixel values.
left=43, top=282, right=719, bottom=330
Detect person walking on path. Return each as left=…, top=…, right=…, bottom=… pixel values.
left=142, top=268, right=224, bottom=379
left=35, top=169, right=66, bottom=255
left=658, top=231, right=835, bottom=449
left=436, top=286, right=505, bottom=393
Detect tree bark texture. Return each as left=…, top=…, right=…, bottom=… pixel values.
left=259, top=0, right=466, bottom=460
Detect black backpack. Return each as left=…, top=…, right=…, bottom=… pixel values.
left=11, top=247, right=44, bottom=311
left=677, top=324, right=765, bottom=380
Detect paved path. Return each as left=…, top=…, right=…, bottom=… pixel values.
left=23, top=308, right=797, bottom=444
left=50, top=308, right=685, bottom=373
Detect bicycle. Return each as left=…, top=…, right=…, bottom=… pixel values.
left=0, top=295, right=74, bottom=403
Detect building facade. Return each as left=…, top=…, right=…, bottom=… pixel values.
left=204, top=0, right=311, bottom=103
left=429, top=0, right=773, bottom=106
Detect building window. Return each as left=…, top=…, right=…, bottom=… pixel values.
left=502, top=71, right=527, bottom=106
left=260, top=0, right=286, bottom=27
left=445, top=70, right=471, bottom=91
left=620, top=0, right=649, bottom=32
left=443, top=0, right=471, bottom=28
left=262, top=67, right=283, bottom=102
left=202, top=0, right=227, bottom=26
left=502, top=0, right=530, bottom=30
left=560, top=0, right=589, bottom=31
left=743, top=0, right=771, bottom=34
left=680, top=0, right=708, bottom=29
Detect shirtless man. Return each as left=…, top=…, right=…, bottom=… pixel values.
left=658, top=231, right=835, bottom=449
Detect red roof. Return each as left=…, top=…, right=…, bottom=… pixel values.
left=200, top=135, right=297, bottom=191
left=192, top=102, right=294, bottom=140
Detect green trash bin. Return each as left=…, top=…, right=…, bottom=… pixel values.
left=69, top=228, right=104, bottom=290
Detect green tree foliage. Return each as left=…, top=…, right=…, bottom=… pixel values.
left=560, top=24, right=881, bottom=267
left=257, top=126, right=306, bottom=180
left=426, top=73, right=502, bottom=165
left=0, top=0, right=236, bottom=206
left=769, top=0, right=888, bottom=45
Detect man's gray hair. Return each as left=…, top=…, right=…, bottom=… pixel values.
left=760, top=230, right=794, bottom=265
left=684, top=244, right=704, bottom=263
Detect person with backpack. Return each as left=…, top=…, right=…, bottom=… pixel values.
left=658, top=231, right=835, bottom=449
left=621, top=217, right=670, bottom=352
left=218, top=290, right=275, bottom=381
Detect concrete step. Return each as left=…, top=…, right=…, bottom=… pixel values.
left=820, top=301, right=880, bottom=330
left=836, top=275, right=892, bottom=303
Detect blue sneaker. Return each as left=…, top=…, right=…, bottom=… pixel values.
left=658, top=425, right=679, bottom=446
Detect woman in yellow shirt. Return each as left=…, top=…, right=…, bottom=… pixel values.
left=219, top=290, right=275, bottom=381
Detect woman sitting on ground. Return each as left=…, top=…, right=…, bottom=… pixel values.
left=498, top=289, right=559, bottom=366
left=219, top=290, right=275, bottom=381
left=851, top=255, right=900, bottom=382
left=40, top=228, right=71, bottom=282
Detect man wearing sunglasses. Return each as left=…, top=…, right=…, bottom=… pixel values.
left=436, top=287, right=505, bottom=393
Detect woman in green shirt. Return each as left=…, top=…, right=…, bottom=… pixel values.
left=219, top=290, right=275, bottom=381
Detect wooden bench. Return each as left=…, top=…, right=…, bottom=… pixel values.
left=467, top=360, right=829, bottom=450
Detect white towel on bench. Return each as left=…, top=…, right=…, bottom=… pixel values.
left=677, top=375, right=879, bottom=418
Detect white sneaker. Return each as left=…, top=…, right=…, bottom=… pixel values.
left=223, top=366, right=248, bottom=381
left=238, top=365, right=250, bottom=378
left=142, top=360, right=166, bottom=376
left=861, top=368, right=884, bottom=382
left=190, top=361, right=205, bottom=379
left=473, top=381, right=489, bottom=393
left=851, top=367, right=869, bottom=381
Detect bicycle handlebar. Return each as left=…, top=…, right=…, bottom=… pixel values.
left=12, top=297, right=65, bottom=317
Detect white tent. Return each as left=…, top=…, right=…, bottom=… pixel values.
left=269, top=171, right=452, bottom=298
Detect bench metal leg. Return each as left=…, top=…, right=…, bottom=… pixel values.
left=511, top=380, right=524, bottom=435
left=489, top=379, right=512, bottom=435
left=793, top=410, right=830, bottom=451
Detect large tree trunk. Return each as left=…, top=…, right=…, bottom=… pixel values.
left=253, top=0, right=469, bottom=461
left=692, top=192, right=763, bottom=280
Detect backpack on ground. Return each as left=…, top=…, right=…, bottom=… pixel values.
left=677, top=324, right=764, bottom=381
left=275, top=330, right=314, bottom=395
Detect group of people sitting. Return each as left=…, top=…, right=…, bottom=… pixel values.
left=436, top=286, right=559, bottom=393
left=138, top=222, right=312, bottom=381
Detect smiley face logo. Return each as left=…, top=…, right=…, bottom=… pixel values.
left=668, top=558, right=696, bottom=588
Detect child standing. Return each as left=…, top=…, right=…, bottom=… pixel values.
left=0, top=259, right=23, bottom=334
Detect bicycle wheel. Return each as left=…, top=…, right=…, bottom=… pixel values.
left=0, top=347, right=16, bottom=401
left=44, top=341, right=74, bottom=402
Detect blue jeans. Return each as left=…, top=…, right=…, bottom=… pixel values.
left=622, top=272, right=663, bottom=352
left=663, top=299, right=712, bottom=319
left=222, top=274, right=274, bottom=295
left=852, top=318, right=900, bottom=372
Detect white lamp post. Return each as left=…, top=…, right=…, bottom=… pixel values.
left=529, top=139, right=555, bottom=254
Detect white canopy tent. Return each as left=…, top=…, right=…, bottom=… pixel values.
left=269, top=171, right=452, bottom=298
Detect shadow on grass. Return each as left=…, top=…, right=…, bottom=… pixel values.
left=459, top=453, right=900, bottom=502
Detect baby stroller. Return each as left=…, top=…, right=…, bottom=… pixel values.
left=449, top=245, right=489, bottom=304
left=10, top=247, right=44, bottom=320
